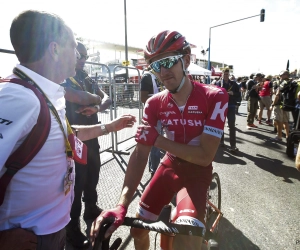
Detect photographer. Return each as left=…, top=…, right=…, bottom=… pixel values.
left=216, top=68, right=240, bottom=152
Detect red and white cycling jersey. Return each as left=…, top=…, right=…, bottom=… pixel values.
left=137, top=81, right=228, bottom=224
left=143, top=81, right=228, bottom=162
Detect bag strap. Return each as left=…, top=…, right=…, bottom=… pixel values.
left=0, top=78, right=51, bottom=206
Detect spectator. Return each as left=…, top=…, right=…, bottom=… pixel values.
left=0, top=10, right=136, bottom=250
left=258, top=75, right=273, bottom=125
left=123, top=81, right=128, bottom=102
left=240, top=78, right=247, bottom=100
left=291, top=79, right=300, bottom=130
left=140, top=69, right=165, bottom=176
left=246, top=73, right=262, bottom=129
left=270, top=70, right=291, bottom=141
left=128, top=80, right=135, bottom=101
left=90, top=30, right=228, bottom=250
left=63, top=42, right=112, bottom=249
left=216, top=68, right=240, bottom=152
left=235, top=77, right=243, bottom=114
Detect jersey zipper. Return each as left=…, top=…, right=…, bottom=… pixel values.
left=170, top=94, right=191, bottom=144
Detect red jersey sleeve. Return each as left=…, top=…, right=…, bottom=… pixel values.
left=142, top=94, right=161, bottom=127
left=203, top=86, right=229, bottom=138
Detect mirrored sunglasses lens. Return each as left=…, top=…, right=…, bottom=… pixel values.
left=150, top=62, right=161, bottom=72
left=162, top=58, right=176, bottom=69
left=150, top=56, right=181, bottom=72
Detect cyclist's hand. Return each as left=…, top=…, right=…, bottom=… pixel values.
left=135, top=121, right=159, bottom=146
left=90, top=205, right=127, bottom=246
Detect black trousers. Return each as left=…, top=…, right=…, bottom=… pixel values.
left=221, top=106, right=237, bottom=147
left=37, top=228, right=65, bottom=250
left=292, top=108, right=300, bottom=129
left=70, top=138, right=101, bottom=219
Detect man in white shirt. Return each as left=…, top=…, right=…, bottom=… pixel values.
left=0, top=10, right=135, bottom=250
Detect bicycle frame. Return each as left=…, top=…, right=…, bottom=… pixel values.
left=160, top=201, right=223, bottom=250
left=207, top=200, right=223, bottom=233
left=94, top=172, right=223, bottom=250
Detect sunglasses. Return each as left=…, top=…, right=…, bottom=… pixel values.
left=78, top=53, right=89, bottom=60
left=149, top=55, right=183, bottom=73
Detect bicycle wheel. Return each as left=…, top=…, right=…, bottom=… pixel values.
left=206, top=172, right=221, bottom=234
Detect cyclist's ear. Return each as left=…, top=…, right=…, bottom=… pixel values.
left=183, top=54, right=191, bottom=69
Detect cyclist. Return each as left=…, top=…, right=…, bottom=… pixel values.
left=90, top=30, right=229, bottom=250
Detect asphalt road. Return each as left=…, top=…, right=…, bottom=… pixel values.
left=66, top=101, right=300, bottom=250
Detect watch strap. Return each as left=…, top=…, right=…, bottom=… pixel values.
left=101, top=124, right=109, bottom=135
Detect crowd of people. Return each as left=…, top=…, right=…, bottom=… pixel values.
left=0, top=9, right=299, bottom=250
left=212, top=69, right=300, bottom=146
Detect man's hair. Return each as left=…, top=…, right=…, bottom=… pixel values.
left=223, top=68, right=230, bottom=73
left=77, top=41, right=86, bottom=50
left=10, top=10, right=69, bottom=63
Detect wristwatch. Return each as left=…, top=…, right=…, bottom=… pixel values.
left=100, top=124, right=109, bottom=135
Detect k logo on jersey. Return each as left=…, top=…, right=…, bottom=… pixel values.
left=210, top=102, right=228, bottom=122
left=139, top=130, right=149, bottom=141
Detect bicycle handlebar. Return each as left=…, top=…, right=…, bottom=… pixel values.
left=122, top=217, right=204, bottom=236
left=93, top=205, right=205, bottom=250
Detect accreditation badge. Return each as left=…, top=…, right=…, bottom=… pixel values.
left=64, top=158, right=75, bottom=195
left=68, top=133, right=87, bottom=165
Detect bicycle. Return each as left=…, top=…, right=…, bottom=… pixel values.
left=93, top=172, right=223, bottom=250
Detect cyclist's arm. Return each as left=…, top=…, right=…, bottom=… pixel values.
left=117, top=143, right=151, bottom=207
left=154, top=133, right=220, bottom=166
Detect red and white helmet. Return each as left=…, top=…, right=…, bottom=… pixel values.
left=144, top=30, right=191, bottom=63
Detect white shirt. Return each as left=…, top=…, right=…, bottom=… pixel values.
left=0, top=64, right=74, bottom=235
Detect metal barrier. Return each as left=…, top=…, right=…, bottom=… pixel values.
left=111, top=65, right=142, bottom=154
left=85, top=62, right=142, bottom=157
left=0, top=49, right=143, bottom=165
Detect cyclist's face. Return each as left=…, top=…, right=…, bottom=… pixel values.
left=151, top=52, right=188, bottom=91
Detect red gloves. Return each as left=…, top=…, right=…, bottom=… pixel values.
left=90, top=204, right=127, bottom=245
left=99, top=205, right=127, bottom=229
left=135, top=124, right=159, bottom=146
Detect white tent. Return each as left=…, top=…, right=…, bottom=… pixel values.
left=187, top=63, right=211, bottom=76
left=114, top=67, right=143, bottom=78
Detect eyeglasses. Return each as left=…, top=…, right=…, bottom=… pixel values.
left=149, top=55, right=183, bottom=73
left=78, top=53, right=89, bottom=60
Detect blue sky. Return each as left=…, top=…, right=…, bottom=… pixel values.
left=1, top=0, right=299, bottom=77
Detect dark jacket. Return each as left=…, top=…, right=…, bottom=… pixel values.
left=216, top=79, right=240, bottom=106
left=246, top=79, right=260, bottom=99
